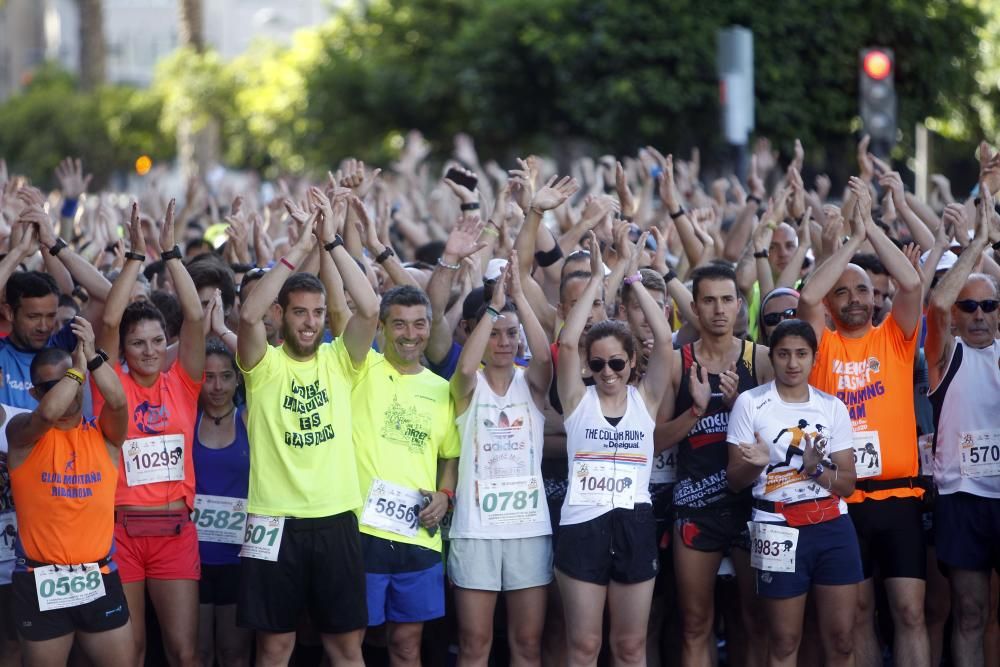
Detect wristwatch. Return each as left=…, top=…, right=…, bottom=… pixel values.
left=87, top=348, right=110, bottom=372
left=374, top=246, right=395, bottom=264
left=161, top=245, right=182, bottom=261
left=324, top=235, right=344, bottom=252
left=49, top=238, right=68, bottom=256
left=753, top=249, right=769, bottom=259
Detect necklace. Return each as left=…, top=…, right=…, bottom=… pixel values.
left=204, top=405, right=236, bottom=426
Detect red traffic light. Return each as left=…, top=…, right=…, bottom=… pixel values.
left=863, top=50, right=892, bottom=80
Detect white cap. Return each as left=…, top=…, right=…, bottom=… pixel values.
left=919, top=249, right=958, bottom=273
left=484, top=258, right=508, bottom=282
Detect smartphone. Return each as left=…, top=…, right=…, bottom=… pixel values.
left=445, top=167, right=478, bottom=192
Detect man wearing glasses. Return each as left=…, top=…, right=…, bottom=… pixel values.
left=924, top=190, right=1000, bottom=667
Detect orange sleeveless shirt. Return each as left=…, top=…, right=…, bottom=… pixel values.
left=10, top=418, right=118, bottom=565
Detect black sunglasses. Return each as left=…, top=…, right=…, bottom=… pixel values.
left=34, top=379, right=62, bottom=395
left=955, top=299, right=1000, bottom=314
left=589, top=358, right=628, bottom=373
left=762, top=308, right=798, bottom=327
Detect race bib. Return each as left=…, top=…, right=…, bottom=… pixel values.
left=0, top=512, right=15, bottom=561
left=959, top=430, right=1000, bottom=478
left=34, top=563, right=106, bottom=612
left=440, top=508, right=453, bottom=541
left=477, top=475, right=544, bottom=526
left=852, top=431, right=882, bottom=479
left=360, top=479, right=424, bottom=538
left=568, top=458, right=637, bottom=509
left=192, top=495, right=247, bottom=545
left=748, top=522, right=799, bottom=573
left=123, top=434, right=185, bottom=487
left=918, top=433, right=934, bottom=477
left=650, top=450, right=677, bottom=485
left=239, top=514, right=285, bottom=561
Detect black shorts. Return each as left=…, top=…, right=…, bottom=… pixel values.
left=849, top=496, right=926, bottom=580
left=934, top=492, right=1000, bottom=574
left=674, top=504, right=751, bottom=553
left=12, top=569, right=130, bottom=642
left=555, top=504, right=658, bottom=585
left=0, top=583, right=15, bottom=641
left=237, top=512, right=367, bottom=635
left=199, top=563, right=240, bottom=606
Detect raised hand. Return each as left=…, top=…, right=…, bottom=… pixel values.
left=586, top=230, right=603, bottom=275
left=738, top=434, right=771, bottom=468
left=878, top=171, right=906, bottom=208
left=688, top=363, right=711, bottom=415
left=70, top=315, right=96, bottom=360
left=615, top=161, right=637, bottom=218
left=125, top=202, right=146, bottom=255
left=339, top=158, right=382, bottom=199
left=490, top=260, right=510, bottom=309
left=157, top=199, right=177, bottom=254
left=791, top=138, right=805, bottom=172
left=857, top=135, right=875, bottom=181
left=814, top=174, right=832, bottom=202
left=719, top=362, right=739, bottom=408
left=443, top=167, right=479, bottom=205
left=55, top=157, right=92, bottom=200
left=846, top=178, right=871, bottom=242
left=800, top=434, right=821, bottom=474
left=531, top=175, right=580, bottom=212
left=657, top=154, right=679, bottom=211
left=443, top=213, right=487, bottom=262
left=943, top=203, right=971, bottom=248
left=797, top=206, right=813, bottom=248
left=747, top=154, right=766, bottom=200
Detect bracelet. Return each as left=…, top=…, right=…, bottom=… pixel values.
left=669, top=207, right=687, bottom=220
left=747, top=195, right=762, bottom=206
left=160, top=245, right=182, bottom=261
left=221, top=330, right=237, bottom=340
left=650, top=166, right=663, bottom=179
left=374, top=246, right=395, bottom=263
left=485, top=306, right=501, bottom=321
left=64, top=368, right=85, bottom=385
left=624, top=272, right=643, bottom=286
left=690, top=404, right=704, bottom=418
left=60, top=198, right=78, bottom=218
left=481, top=225, right=499, bottom=237
left=280, top=257, right=296, bottom=271
left=753, top=249, right=769, bottom=259
left=440, top=488, right=455, bottom=509
left=991, top=239, right=1000, bottom=252
left=49, top=238, right=68, bottom=257
left=807, top=462, right=825, bottom=480
left=534, top=244, right=564, bottom=268
left=87, top=349, right=109, bottom=372
left=437, top=257, right=461, bottom=270
left=124, top=251, right=146, bottom=263
left=324, top=235, right=344, bottom=252
left=460, top=202, right=480, bottom=211
left=663, top=269, right=678, bottom=283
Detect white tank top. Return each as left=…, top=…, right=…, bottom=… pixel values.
left=451, top=369, right=551, bottom=539
left=930, top=338, right=1000, bottom=497
left=560, top=385, right=654, bottom=526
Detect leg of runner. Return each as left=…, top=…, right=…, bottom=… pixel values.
left=813, top=583, right=858, bottom=667
left=214, top=604, right=251, bottom=667
left=197, top=603, right=214, bottom=667
left=884, top=578, right=929, bottom=667
left=646, top=593, right=666, bottom=667
left=256, top=631, right=296, bottom=666
left=607, top=578, right=655, bottom=666
left=541, top=580, right=566, bottom=667
left=985, top=573, right=1000, bottom=666
left=454, top=588, right=498, bottom=666
left=924, top=547, right=950, bottom=667
left=320, top=628, right=365, bottom=667
left=121, top=581, right=146, bottom=666
left=761, top=594, right=806, bottom=666
left=853, top=579, right=881, bottom=667
left=0, top=584, right=20, bottom=667
left=673, top=533, right=724, bottom=667
left=555, top=571, right=607, bottom=667
left=731, top=548, right=767, bottom=667
left=76, top=620, right=137, bottom=667
left=506, top=586, right=546, bottom=667
left=147, top=578, right=200, bottom=667
left=949, top=569, right=990, bottom=667
left=386, top=621, right=423, bottom=666
left=796, top=595, right=823, bottom=667
left=19, top=633, right=74, bottom=666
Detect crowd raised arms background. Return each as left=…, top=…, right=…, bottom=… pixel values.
left=0, top=134, right=998, bottom=667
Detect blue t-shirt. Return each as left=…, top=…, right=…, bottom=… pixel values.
left=0, top=323, right=76, bottom=409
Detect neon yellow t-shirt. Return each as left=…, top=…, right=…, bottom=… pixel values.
left=351, top=351, right=461, bottom=551
left=239, top=339, right=362, bottom=518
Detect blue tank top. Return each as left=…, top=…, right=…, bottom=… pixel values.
left=193, top=408, right=250, bottom=565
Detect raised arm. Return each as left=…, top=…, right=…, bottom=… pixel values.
left=331, top=197, right=380, bottom=366
left=557, top=232, right=604, bottom=417
left=97, top=203, right=145, bottom=362
left=155, top=200, right=205, bottom=381
left=775, top=207, right=812, bottom=288
left=861, top=189, right=923, bottom=337
left=625, top=235, right=673, bottom=416
left=879, top=171, right=934, bottom=251
left=509, top=251, right=552, bottom=408
left=72, top=316, right=127, bottom=447
left=451, top=262, right=511, bottom=413
left=426, top=213, right=486, bottom=364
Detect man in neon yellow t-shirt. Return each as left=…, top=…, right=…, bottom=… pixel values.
left=352, top=285, right=460, bottom=665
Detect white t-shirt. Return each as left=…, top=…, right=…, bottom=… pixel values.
left=451, top=369, right=551, bottom=539
left=727, top=382, right=853, bottom=523
left=0, top=404, right=30, bottom=584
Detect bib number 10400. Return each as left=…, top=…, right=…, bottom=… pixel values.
left=568, top=459, right=637, bottom=508
left=239, top=514, right=285, bottom=561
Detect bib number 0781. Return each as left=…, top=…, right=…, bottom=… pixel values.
left=481, top=489, right=539, bottom=513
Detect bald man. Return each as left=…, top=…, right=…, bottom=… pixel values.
left=799, top=180, right=928, bottom=667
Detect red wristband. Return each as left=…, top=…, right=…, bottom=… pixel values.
left=280, top=257, right=296, bottom=271
left=690, top=405, right=704, bottom=418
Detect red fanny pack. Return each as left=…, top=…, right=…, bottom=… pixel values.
left=777, top=497, right=841, bottom=527
left=116, top=510, right=189, bottom=538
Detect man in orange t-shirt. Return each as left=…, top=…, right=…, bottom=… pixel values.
left=799, top=179, right=929, bottom=667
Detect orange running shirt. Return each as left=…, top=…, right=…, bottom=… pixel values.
left=808, top=314, right=921, bottom=502
left=92, top=363, right=202, bottom=510
left=10, top=418, right=118, bottom=566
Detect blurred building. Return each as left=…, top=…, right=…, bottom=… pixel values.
left=0, top=0, right=330, bottom=99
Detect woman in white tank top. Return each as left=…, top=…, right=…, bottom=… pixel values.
left=555, top=232, right=674, bottom=667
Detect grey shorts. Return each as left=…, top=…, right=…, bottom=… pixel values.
left=447, top=535, right=553, bottom=592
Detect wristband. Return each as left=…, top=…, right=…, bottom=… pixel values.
left=437, top=257, right=461, bottom=270
left=753, top=249, right=769, bottom=259
left=124, top=251, right=146, bottom=263
left=485, top=306, right=501, bottom=322
left=747, top=195, right=762, bottom=206
left=49, top=238, right=68, bottom=257
left=374, top=246, right=395, bottom=263
left=64, top=368, right=85, bottom=385
left=324, top=235, right=344, bottom=252
left=87, top=349, right=109, bottom=372
left=160, top=245, right=182, bottom=261
left=481, top=225, right=499, bottom=237
left=991, top=239, right=1000, bottom=252
left=624, top=272, right=643, bottom=286
left=534, top=244, right=564, bottom=268
left=280, top=257, right=296, bottom=271
left=807, top=462, right=825, bottom=480
left=650, top=166, right=663, bottom=179
left=440, top=488, right=455, bottom=509
left=690, top=404, right=705, bottom=418
left=663, top=269, right=678, bottom=284
left=60, top=198, right=78, bottom=218
left=460, top=202, right=480, bottom=211
left=669, top=207, right=687, bottom=220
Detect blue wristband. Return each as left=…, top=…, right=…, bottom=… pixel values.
left=651, top=166, right=663, bottom=179
left=61, top=198, right=78, bottom=218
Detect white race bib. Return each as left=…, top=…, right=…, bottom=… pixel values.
left=918, top=433, right=934, bottom=477
left=122, top=434, right=185, bottom=487
left=34, top=563, right=106, bottom=611
left=748, top=522, right=799, bottom=573
left=477, top=475, right=544, bottom=527
left=959, top=430, right=1000, bottom=478
left=852, top=431, right=882, bottom=479
left=0, top=512, right=15, bottom=561
left=650, top=450, right=677, bottom=485
left=568, top=458, right=637, bottom=508
left=192, top=495, right=247, bottom=545
left=239, top=514, right=285, bottom=561
left=360, top=479, right=424, bottom=538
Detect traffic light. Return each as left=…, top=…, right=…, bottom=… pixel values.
left=859, top=47, right=896, bottom=156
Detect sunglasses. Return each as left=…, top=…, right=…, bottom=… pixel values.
left=34, top=379, right=62, bottom=395
left=762, top=308, right=798, bottom=327
left=955, top=299, right=1000, bottom=314
left=588, top=357, right=629, bottom=373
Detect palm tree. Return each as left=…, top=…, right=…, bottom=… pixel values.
left=78, top=0, right=105, bottom=90
left=176, top=0, right=217, bottom=178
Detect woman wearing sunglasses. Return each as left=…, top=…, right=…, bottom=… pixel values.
left=758, top=287, right=800, bottom=346
left=555, top=231, right=673, bottom=667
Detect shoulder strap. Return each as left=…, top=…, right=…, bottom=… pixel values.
left=681, top=343, right=695, bottom=372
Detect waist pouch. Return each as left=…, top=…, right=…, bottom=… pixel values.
left=753, top=496, right=841, bottom=527
left=116, top=510, right=189, bottom=537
